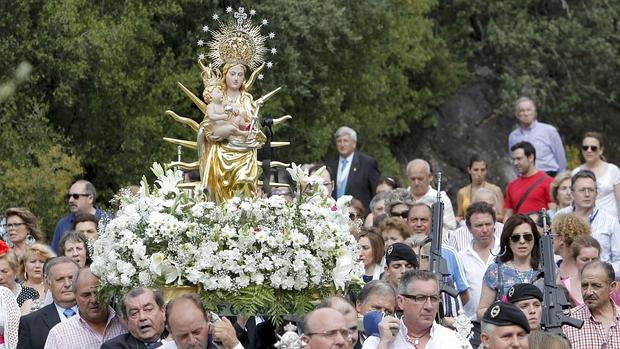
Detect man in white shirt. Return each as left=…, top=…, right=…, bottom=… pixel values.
left=557, top=169, right=620, bottom=275
left=406, top=159, right=456, bottom=233
left=457, top=202, right=500, bottom=348
left=447, top=187, right=504, bottom=252
left=362, top=270, right=461, bottom=349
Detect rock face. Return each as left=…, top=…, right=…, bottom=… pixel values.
left=395, top=78, right=517, bottom=202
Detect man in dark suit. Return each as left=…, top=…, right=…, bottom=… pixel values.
left=18, top=256, right=79, bottom=349
left=102, top=287, right=168, bottom=349
left=327, top=126, right=381, bottom=213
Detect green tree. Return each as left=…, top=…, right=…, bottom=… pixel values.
left=434, top=0, right=620, bottom=159
left=1, top=0, right=466, bottom=215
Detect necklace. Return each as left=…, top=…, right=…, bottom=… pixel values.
left=406, top=329, right=430, bottom=348
left=226, top=93, right=240, bottom=104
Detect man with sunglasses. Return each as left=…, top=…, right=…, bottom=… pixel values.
left=508, top=96, right=566, bottom=177
left=51, top=180, right=110, bottom=253
left=557, top=170, right=620, bottom=275
left=362, top=270, right=460, bottom=349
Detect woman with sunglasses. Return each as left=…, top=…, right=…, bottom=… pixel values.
left=572, top=131, right=620, bottom=220
left=456, top=155, right=505, bottom=223
left=4, top=208, right=45, bottom=260
left=477, top=214, right=541, bottom=319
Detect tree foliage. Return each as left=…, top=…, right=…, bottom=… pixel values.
left=1, top=0, right=464, bottom=217
left=434, top=0, right=620, bottom=159
left=4, top=0, right=617, bottom=227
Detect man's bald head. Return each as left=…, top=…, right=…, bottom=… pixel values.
left=406, top=159, right=432, bottom=197
left=406, top=159, right=431, bottom=175
left=472, top=187, right=498, bottom=210
left=302, top=308, right=348, bottom=349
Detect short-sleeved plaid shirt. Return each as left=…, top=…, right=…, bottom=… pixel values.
left=563, top=302, right=620, bottom=349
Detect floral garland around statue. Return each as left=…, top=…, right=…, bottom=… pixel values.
left=91, top=163, right=363, bottom=320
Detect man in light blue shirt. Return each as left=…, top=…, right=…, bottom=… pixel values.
left=508, top=96, right=566, bottom=177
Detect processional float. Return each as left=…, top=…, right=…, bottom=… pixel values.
left=90, top=5, right=361, bottom=348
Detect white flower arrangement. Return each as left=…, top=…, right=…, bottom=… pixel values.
left=91, top=163, right=363, bottom=315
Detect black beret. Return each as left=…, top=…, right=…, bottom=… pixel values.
left=507, top=283, right=543, bottom=303
left=483, top=301, right=531, bottom=333
left=385, top=243, right=418, bottom=268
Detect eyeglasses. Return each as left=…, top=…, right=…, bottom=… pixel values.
left=400, top=294, right=440, bottom=304
left=65, top=193, right=91, bottom=200
left=581, top=145, right=599, bottom=152
left=391, top=211, right=409, bottom=219
left=306, top=328, right=352, bottom=339
left=575, top=187, right=596, bottom=194
left=6, top=222, right=26, bottom=229
left=510, top=233, right=534, bottom=243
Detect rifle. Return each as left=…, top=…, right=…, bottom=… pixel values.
left=538, top=209, right=583, bottom=334
left=428, top=172, right=458, bottom=319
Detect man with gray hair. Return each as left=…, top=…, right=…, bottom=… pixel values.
left=405, top=159, right=456, bottom=232
left=44, top=268, right=126, bottom=348
left=355, top=281, right=396, bottom=349
left=508, top=96, right=566, bottom=177
left=362, top=270, right=460, bottom=348
left=51, top=179, right=110, bottom=253
left=327, top=126, right=381, bottom=213
left=18, top=257, right=80, bottom=349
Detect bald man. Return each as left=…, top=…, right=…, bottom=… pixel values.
left=406, top=159, right=456, bottom=233
left=302, top=308, right=350, bottom=349
left=317, top=296, right=359, bottom=348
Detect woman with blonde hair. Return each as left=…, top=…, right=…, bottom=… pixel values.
left=0, top=247, right=38, bottom=314
left=19, top=244, right=55, bottom=314
left=4, top=208, right=44, bottom=259
left=528, top=331, right=571, bottom=349
left=552, top=213, right=591, bottom=304
left=549, top=171, right=572, bottom=219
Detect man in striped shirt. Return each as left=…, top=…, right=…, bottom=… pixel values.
left=447, top=188, right=503, bottom=252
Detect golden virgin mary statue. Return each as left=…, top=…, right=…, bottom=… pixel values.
left=164, top=7, right=289, bottom=203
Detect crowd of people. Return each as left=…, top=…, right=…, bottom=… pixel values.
left=0, top=96, right=619, bottom=349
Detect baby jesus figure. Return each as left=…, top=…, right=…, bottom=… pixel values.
left=204, top=85, right=250, bottom=141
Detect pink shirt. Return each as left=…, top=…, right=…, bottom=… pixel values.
left=44, top=307, right=126, bottom=349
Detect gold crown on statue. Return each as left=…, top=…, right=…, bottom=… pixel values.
left=197, top=6, right=276, bottom=71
